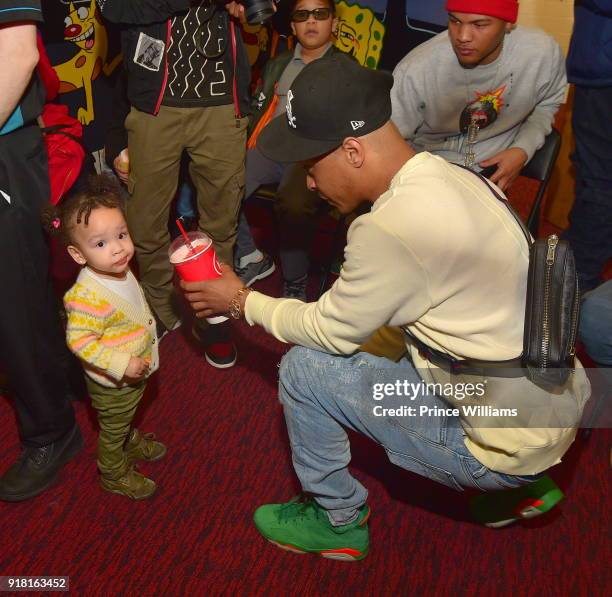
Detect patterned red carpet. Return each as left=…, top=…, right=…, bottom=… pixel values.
left=0, top=270, right=610, bottom=596
left=1, top=188, right=610, bottom=595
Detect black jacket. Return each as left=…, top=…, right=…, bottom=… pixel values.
left=96, top=0, right=251, bottom=116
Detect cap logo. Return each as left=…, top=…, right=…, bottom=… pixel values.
left=286, top=89, right=297, bottom=129
left=351, top=120, right=365, bottom=131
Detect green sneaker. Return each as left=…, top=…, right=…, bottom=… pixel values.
left=100, top=466, right=156, bottom=500
left=470, top=475, right=564, bottom=528
left=124, top=429, right=167, bottom=463
left=253, top=496, right=370, bottom=561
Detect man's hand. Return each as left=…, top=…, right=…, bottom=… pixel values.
left=224, top=1, right=277, bottom=25
left=225, top=2, right=247, bottom=24
left=479, top=147, right=528, bottom=192
left=113, top=148, right=129, bottom=184
left=124, top=356, right=150, bottom=382
left=180, top=264, right=245, bottom=318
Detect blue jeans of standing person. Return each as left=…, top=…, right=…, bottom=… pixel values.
left=175, top=155, right=197, bottom=222
left=279, top=347, right=536, bottom=526
left=565, top=86, right=612, bottom=292
left=234, top=147, right=285, bottom=262
left=176, top=180, right=197, bottom=221
left=579, top=281, right=612, bottom=429
left=580, top=280, right=612, bottom=367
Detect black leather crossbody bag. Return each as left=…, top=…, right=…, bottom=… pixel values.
left=522, top=225, right=580, bottom=387
left=406, top=166, right=580, bottom=388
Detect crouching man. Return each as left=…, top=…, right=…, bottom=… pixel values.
left=181, top=55, right=590, bottom=560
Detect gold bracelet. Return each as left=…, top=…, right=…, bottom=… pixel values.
left=228, top=286, right=252, bottom=320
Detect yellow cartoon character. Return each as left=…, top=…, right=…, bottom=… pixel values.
left=53, top=0, right=121, bottom=125
left=334, top=1, right=385, bottom=68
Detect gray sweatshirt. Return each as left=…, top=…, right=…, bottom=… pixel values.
left=390, top=27, right=567, bottom=165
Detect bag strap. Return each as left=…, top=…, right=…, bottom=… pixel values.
left=403, top=163, right=534, bottom=372
left=40, top=123, right=84, bottom=146
left=454, top=164, right=533, bottom=248
left=229, top=18, right=241, bottom=120
left=247, top=87, right=279, bottom=149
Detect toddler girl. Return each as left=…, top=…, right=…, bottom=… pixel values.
left=43, top=174, right=166, bottom=499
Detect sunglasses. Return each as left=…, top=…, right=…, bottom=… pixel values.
left=291, top=8, right=332, bottom=22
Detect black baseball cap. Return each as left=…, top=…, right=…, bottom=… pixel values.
left=258, top=53, right=394, bottom=163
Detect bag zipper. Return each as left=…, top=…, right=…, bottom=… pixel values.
left=568, top=281, right=580, bottom=357
left=540, top=234, right=559, bottom=369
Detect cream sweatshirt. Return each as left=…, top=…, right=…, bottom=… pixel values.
left=245, top=152, right=590, bottom=475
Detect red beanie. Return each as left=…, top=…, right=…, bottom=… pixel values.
left=445, top=1, right=519, bottom=24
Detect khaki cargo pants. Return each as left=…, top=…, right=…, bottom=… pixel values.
left=86, top=377, right=145, bottom=479
left=126, top=104, right=248, bottom=329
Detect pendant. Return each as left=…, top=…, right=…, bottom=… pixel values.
left=467, top=121, right=479, bottom=144
left=464, top=148, right=476, bottom=168
left=464, top=116, right=479, bottom=168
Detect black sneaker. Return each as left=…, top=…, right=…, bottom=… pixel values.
left=235, top=254, right=276, bottom=287
left=283, top=275, right=308, bottom=302
left=0, top=424, right=83, bottom=502
left=194, top=320, right=238, bottom=369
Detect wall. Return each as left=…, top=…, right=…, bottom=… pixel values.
left=517, top=0, right=575, bottom=54
left=518, top=0, right=576, bottom=229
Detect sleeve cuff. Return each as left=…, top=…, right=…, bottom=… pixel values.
left=106, top=351, right=132, bottom=381
left=244, top=290, right=276, bottom=327
left=0, top=3, right=43, bottom=25
left=510, top=134, right=540, bottom=163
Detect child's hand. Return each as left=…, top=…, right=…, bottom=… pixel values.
left=124, top=356, right=149, bottom=381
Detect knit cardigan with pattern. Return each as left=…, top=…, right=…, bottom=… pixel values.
left=63, top=268, right=159, bottom=388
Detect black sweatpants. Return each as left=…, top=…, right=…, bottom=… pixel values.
left=0, top=124, right=75, bottom=447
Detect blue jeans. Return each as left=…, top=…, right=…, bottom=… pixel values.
left=279, top=347, right=535, bottom=525
left=579, top=281, right=612, bottom=428
left=176, top=180, right=197, bottom=220
left=235, top=147, right=285, bottom=262
left=580, top=280, right=612, bottom=366
left=235, top=147, right=322, bottom=281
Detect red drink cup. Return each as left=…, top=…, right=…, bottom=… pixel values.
left=169, top=231, right=227, bottom=323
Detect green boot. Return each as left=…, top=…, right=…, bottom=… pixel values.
left=124, top=429, right=167, bottom=463
left=470, top=475, right=564, bottom=528
left=253, top=496, right=370, bottom=561
left=100, top=466, right=156, bottom=500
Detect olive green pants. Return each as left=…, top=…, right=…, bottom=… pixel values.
left=125, top=104, right=248, bottom=329
left=86, top=377, right=145, bottom=479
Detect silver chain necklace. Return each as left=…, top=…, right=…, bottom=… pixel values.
left=461, top=53, right=504, bottom=168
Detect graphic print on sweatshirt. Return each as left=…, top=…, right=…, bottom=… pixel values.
left=459, top=86, right=506, bottom=134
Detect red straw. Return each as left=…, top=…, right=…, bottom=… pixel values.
left=175, top=218, right=196, bottom=255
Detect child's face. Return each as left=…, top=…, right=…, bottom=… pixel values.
left=67, top=207, right=134, bottom=279
left=291, top=1, right=337, bottom=51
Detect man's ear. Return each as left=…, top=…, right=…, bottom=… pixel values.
left=332, top=17, right=339, bottom=36
left=290, top=20, right=297, bottom=37
left=67, top=244, right=86, bottom=266
left=342, top=137, right=365, bottom=168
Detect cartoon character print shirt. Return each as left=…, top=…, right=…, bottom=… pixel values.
left=163, top=0, right=233, bottom=107
left=390, top=27, right=567, bottom=167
